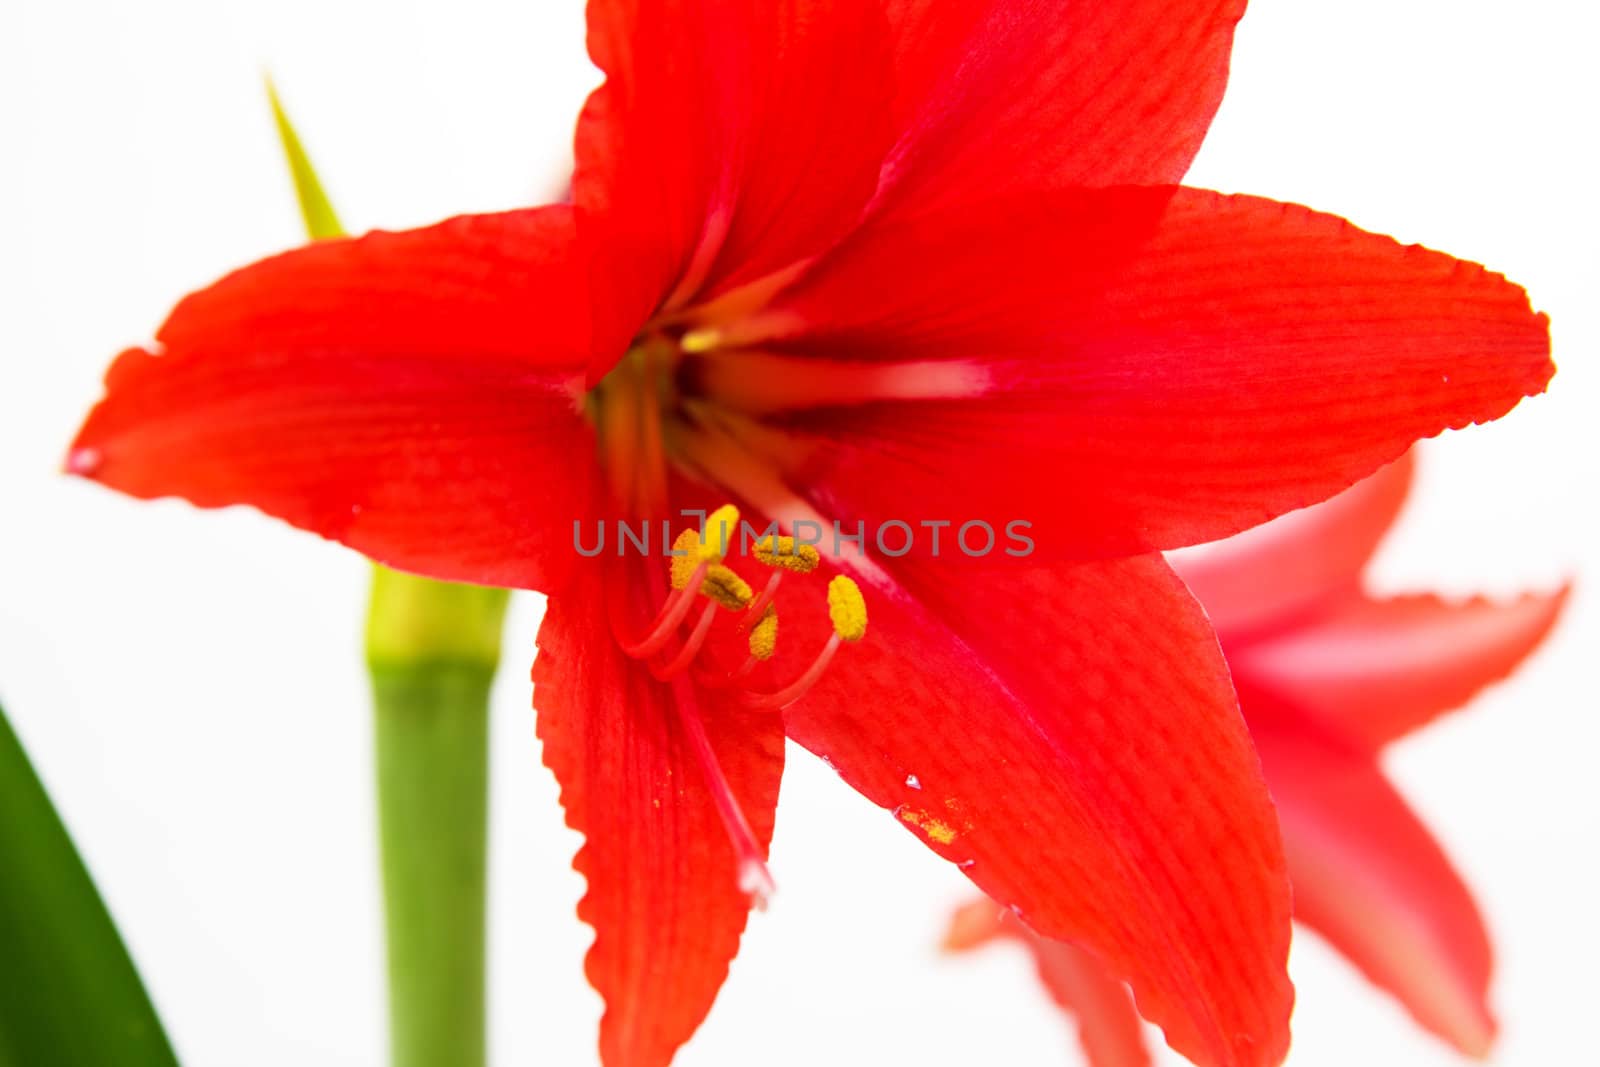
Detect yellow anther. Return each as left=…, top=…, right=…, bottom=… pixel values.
left=669, top=528, right=702, bottom=590
left=701, top=565, right=753, bottom=611
left=753, top=535, right=821, bottom=573
left=698, top=504, right=740, bottom=563
left=826, top=576, right=868, bottom=643
left=671, top=505, right=742, bottom=590
left=679, top=326, right=723, bottom=354
left=748, top=607, right=779, bottom=661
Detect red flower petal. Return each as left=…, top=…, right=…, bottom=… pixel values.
left=575, top=0, right=893, bottom=372
left=1244, top=685, right=1497, bottom=1055
left=945, top=900, right=1152, bottom=1067
left=68, top=207, right=594, bottom=594
left=1231, top=588, right=1570, bottom=749
left=746, top=188, right=1550, bottom=561
left=779, top=555, right=1292, bottom=1067
left=533, top=564, right=785, bottom=1067
left=1174, top=451, right=1416, bottom=639
left=878, top=0, right=1244, bottom=210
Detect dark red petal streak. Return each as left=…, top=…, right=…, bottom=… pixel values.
left=878, top=0, right=1244, bottom=210
left=945, top=900, right=1152, bottom=1067
left=575, top=0, right=891, bottom=373
left=758, top=189, right=1551, bottom=560
left=1173, top=452, right=1416, bottom=638
left=1245, top=686, right=1496, bottom=1055
left=70, top=207, right=595, bottom=593
left=1231, top=588, right=1570, bottom=749
left=534, top=563, right=784, bottom=1067
left=779, top=555, right=1292, bottom=1067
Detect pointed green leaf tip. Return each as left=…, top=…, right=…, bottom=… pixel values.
left=264, top=78, right=512, bottom=670
left=0, top=700, right=182, bottom=1067
left=266, top=78, right=344, bottom=241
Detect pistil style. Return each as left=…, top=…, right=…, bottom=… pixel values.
left=742, top=577, right=868, bottom=710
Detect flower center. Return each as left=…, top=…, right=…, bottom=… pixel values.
left=586, top=313, right=997, bottom=523
left=616, top=503, right=867, bottom=704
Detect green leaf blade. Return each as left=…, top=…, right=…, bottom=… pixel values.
left=0, top=700, right=181, bottom=1067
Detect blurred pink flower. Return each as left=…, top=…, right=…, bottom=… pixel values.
left=946, top=451, right=1568, bottom=1064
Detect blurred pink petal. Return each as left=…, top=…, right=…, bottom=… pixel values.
left=1231, top=588, right=1570, bottom=748
left=944, top=900, right=1151, bottom=1067
left=1174, top=451, right=1414, bottom=637
left=1245, top=685, right=1495, bottom=1055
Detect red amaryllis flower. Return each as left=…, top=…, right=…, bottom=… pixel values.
left=66, top=3, right=1553, bottom=1066
left=945, top=451, right=1569, bottom=1065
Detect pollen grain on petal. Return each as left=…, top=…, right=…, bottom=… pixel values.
left=901, top=807, right=959, bottom=846
left=827, top=575, right=868, bottom=642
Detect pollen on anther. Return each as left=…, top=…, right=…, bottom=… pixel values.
left=701, top=565, right=753, bottom=611
left=699, top=504, right=740, bottom=563
left=670, top=529, right=702, bottom=590
left=827, top=576, right=868, bottom=642
left=748, top=607, right=779, bottom=661
left=754, top=535, right=820, bottom=573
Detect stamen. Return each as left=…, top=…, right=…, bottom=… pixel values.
left=743, top=634, right=842, bottom=710
left=742, top=577, right=868, bottom=710
left=668, top=528, right=702, bottom=589
left=688, top=633, right=761, bottom=694
left=826, top=575, right=868, bottom=643
left=699, top=503, right=741, bottom=561
left=629, top=551, right=777, bottom=906
left=699, top=565, right=753, bottom=611
left=662, top=671, right=776, bottom=908
left=650, top=601, right=718, bottom=681
left=667, top=511, right=750, bottom=614
left=748, top=607, right=779, bottom=661
left=753, top=535, right=820, bottom=573
left=741, top=570, right=784, bottom=629
left=618, top=558, right=710, bottom=659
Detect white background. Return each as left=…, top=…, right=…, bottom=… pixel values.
left=1, top=1, right=1595, bottom=1064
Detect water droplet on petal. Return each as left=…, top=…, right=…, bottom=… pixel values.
left=958, top=858, right=976, bottom=870
left=905, top=774, right=922, bottom=790
left=65, top=446, right=103, bottom=476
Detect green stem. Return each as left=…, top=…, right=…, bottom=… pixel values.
left=367, top=568, right=509, bottom=1067
left=265, top=84, right=513, bottom=1066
